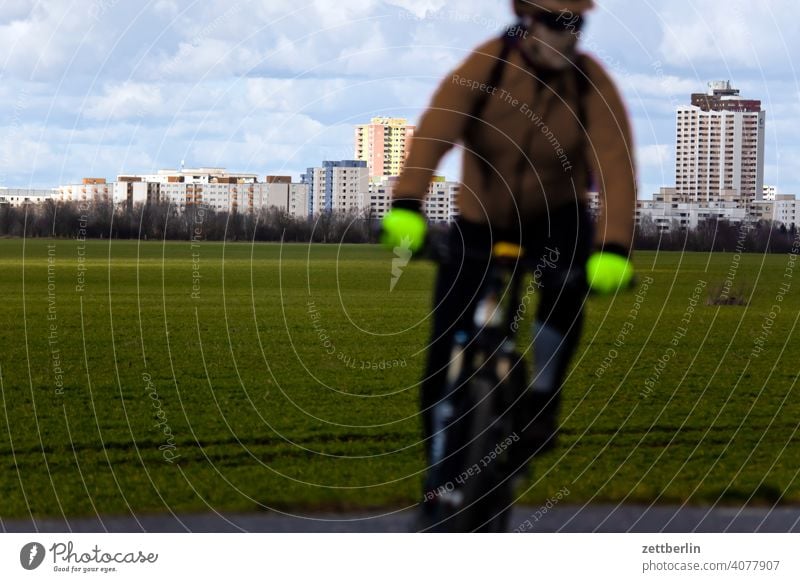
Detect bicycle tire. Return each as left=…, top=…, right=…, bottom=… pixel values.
left=468, top=364, right=521, bottom=533
left=448, top=373, right=495, bottom=531
left=430, top=372, right=514, bottom=532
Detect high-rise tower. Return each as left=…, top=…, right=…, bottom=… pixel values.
left=354, top=117, right=415, bottom=179
left=675, top=81, right=765, bottom=202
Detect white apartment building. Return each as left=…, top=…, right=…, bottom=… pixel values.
left=141, top=181, right=309, bottom=216
left=634, top=81, right=783, bottom=232
left=119, top=167, right=259, bottom=185
left=636, top=187, right=797, bottom=232
left=113, top=170, right=309, bottom=217
left=0, top=188, right=55, bottom=206
left=354, top=117, right=415, bottom=179
left=303, top=161, right=370, bottom=215
left=637, top=188, right=749, bottom=231
left=252, top=179, right=309, bottom=217
left=426, top=177, right=460, bottom=223
left=772, top=194, right=797, bottom=227
left=368, top=175, right=461, bottom=223
left=113, top=180, right=160, bottom=206
left=675, top=81, right=765, bottom=202
left=55, top=178, right=111, bottom=203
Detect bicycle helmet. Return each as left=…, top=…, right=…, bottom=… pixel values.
left=513, top=0, right=594, bottom=15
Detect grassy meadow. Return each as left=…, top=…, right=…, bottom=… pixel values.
left=0, top=238, right=799, bottom=519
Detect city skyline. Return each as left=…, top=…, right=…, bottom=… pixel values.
left=1, top=1, right=798, bottom=199
left=0, top=81, right=784, bottom=202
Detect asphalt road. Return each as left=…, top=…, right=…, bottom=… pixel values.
left=4, top=504, right=800, bottom=533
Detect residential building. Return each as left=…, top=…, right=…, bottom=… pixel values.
left=772, top=194, right=797, bottom=227
left=368, top=175, right=461, bottom=222
left=56, top=178, right=111, bottom=203
left=253, top=179, right=309, bottom=217
left=118, top=167, right=259, bottom=185
left=675, top=81, right=765, bottom=202
left=112, top=169, right=309, bottom=217
left=636, top=187, right=750, bottom=231
left=636, top=187, right=798, bottom=231
left=354, top=117, right=415, bottom=179
left=114, top=178, right=162, bottom=206
left=302, top=160, right=370, bottom=215
left=0, top=188, right=55, bottom=206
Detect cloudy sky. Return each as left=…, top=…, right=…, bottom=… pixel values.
left=1, top=0, right=798, bottom=198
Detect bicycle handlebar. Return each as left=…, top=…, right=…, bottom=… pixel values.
left=416, top=225, right=638, bottom=295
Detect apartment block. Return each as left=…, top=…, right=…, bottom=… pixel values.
left=772, top=194, right=798, bottom=227
left=676, top=81, right=765, bottom=202
left=114, top=178, right=161, bottom=206
left=636, top=187, right=797, bottom=231
left=252, top=180, right=309, bottom=217
left=56, top=178, right=111, bottom=203
left=302, top=160, right=370, bottom=215
left=354, top=117, right=415, bottom=179
left=0, top=188, right=56, bottom=206
left=368, top=175, right=461, bottom=223
left=112, top=169, right=309, bottom=217
left=119, top=167, right=259, bottom=186
left=637, top=187, right=747, bottom=231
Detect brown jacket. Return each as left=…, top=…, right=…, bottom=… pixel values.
left=393, top=36, right=637, bottom=250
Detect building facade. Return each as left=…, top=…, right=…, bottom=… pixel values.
left=676, top=81, right=765, bottom=202
left=632, top=81, right=791, bottom=233
left=118, top=167, right=259, bottom=186
left=637, top=187, right=749, bottom=231
left=0, top=188, right=56, bottom=206
left=302, top=160, right=370, bottom=215
left=55, top=178, right=111, bottom=203
left=354, top=117, right=415, bottom=179
left=112, top=169, right=309, bottom=217
left=368, top=175, right=461, bottom=223
left=636, top=187, right=797, bottom=232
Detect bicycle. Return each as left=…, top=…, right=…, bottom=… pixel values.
left=417, top=238, right=544, bottom=533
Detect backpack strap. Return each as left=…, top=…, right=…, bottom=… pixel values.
left=574, top=53, right=594, bottom=191
left=463, top=29, right=594, bottom=192
left=464, top=27, right=518, bottom=187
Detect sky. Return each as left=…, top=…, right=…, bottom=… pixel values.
left=1, top=0, right=799, bottom=199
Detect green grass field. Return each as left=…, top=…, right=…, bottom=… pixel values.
left=1, top=238, right=799, bottom=519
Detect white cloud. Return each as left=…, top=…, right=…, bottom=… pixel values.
left=245, top=78, right=350, bottom=113
left=3, top=0, right=800, bottom=200
left=637, top=144, right=671, bottom=169
left=383, top=0, right=448, bottom=19
left=85, top=82, right=164, bottom=120
left=312, top=0, right=380, bottom=26
left=657, top=0, right=800, bottom=69
left=0, top=0, right=115, bottom=79
left=152, top=38, right=247, bottom=80
left=185, top=112, right=350, bottom=177
left=152, top=0, right=179, bottom=18
left=619, top=72, right=699, bottom=100
left=0, top=0, right=35, bottom=23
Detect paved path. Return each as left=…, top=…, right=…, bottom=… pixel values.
left=4, top=504, right=800, bottom=533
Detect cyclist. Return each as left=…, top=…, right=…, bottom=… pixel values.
left=381, top=0, right=637, bottom=526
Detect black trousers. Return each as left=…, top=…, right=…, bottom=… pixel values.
left=420, top=201, right=594, bottom=459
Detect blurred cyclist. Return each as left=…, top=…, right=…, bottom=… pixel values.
left=381, top=0, right=637, bottom=526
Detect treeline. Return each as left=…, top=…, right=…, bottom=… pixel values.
left=0, top=201, right=379, bottom=243
left=2, top=200, right=799, bottom=252
left=634, top=215, right=800, bottom=253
